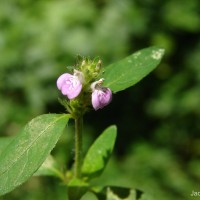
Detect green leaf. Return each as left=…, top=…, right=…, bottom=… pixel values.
left=103, top=46, right=165, bottom=93
left=94, top=186, right=143, bottom=200
left=68, top=178, right=89, bottom=200
left=34, top=154, right=64, bottom=180
left=80, top=192, right=99, bottom=200
left=81, top=125, right=117, bottom=180
left=0, top=137, right=14, bottom=154
left=0, top=114, right=69, bottom=196
left=106, top=187, right=143, bottom=200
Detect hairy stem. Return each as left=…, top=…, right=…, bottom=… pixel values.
left=74, top=117, right=83, bottom=178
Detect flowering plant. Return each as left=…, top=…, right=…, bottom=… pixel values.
left=0, top=46, right=164, bottom=199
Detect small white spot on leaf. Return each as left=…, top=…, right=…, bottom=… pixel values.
left=151, top=49, right=164, bottom=60
left=133, top=52, right=141, bottom=59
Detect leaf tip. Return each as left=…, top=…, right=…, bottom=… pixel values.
left=108, top=125, right=117, bottom=137
left=151, top=48, right=165, bottom=60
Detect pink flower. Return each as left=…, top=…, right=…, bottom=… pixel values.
left=91, top=79, right=112, bottom=110
left=57, top=71, right=83, bottom=99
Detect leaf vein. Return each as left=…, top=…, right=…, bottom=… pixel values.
left=0, top=115, right=66, bottom=177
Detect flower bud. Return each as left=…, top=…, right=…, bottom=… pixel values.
left=91, top=79, right=112, bottom=110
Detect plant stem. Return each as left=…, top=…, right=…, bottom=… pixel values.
left=74, top=116, right=83, bottom=178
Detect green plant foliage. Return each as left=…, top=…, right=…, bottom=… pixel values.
left=0, top=137, right=14, bottom=154
left=34, top=155, right=64, bottom=179
left=80, top=192, right=98, bottom=200
left=0, top=114, right=69, bottom=196
left=82, top=125, right=117, bottom=180
left=1, top=0, right=200, bottom=199
left=162, top=0, right=200, bottom=31
left=106, top=187, right=141, bottom=200
left=68, top=178, right=89, bottom=200
left=103, top=46, right=165, bottom=93
left=92, top=186, right=146, bottom=200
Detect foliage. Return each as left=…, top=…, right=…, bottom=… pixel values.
left=0, top=114, right=69, bottom=195
left=0, top=46, right=163, bottom=199
left=0, top=0, right=200, bottom=199
left=81, top=126, right=117, bottom=180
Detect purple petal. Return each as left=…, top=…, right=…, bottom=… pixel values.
left=60, top=76, right=82, bottom=99
left=92, top=90, right=100, bottom=110
left=92, top=88, right=112, bottom=110
left=66, top=82, right=82, bottom=99
left=99, top=88, right=112, bottom=108
left=60, top=84, right=70, bottom=95
left=57, top=73, right=72, bottom=90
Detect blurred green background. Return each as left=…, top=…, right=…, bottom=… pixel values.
left=1, top=0, right=200, bottom=199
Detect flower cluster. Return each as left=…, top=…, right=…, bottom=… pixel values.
left=57, top=58, right=112, bottom=116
